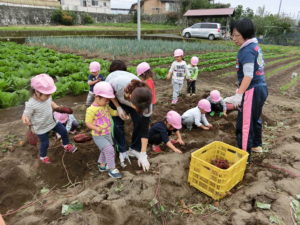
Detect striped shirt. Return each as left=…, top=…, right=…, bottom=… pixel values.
left=23, top=97, right=56, bottom=135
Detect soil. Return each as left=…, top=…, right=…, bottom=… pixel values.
left=1, top=55, right=300, bottom=225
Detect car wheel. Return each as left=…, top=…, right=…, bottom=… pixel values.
left=184, top=32, right=191, bottom=38
left=208, top=34, right=215, bottom=40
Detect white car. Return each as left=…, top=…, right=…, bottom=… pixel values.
left=182, top=22, right=222, bottom=40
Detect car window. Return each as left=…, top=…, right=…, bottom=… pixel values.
left=200, top=24, right=218, bottom=29
left=191, top=24, right=201, bottom=28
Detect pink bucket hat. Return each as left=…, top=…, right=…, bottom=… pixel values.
left=53, top=112, right=68, bottom=123
left=198, top=99, right=211, bottom=112
left=166, top=110, right=182, bottom=129
left=210, top=90, right=221, bottom=102
left=136, top=62, right=151, bottom=76
left=89, top=61, right=101, bottom=73
left=31, top=74, right=56, bottom=95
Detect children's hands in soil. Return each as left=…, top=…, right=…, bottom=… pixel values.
left=173, top=148, right=183, bottom=154
left=177, top=139, right=185, bottom=145
left=200, top=125, right=209, bottom=130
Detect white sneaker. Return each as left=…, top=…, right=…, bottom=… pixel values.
left=128, top=148, right=140, bottom=158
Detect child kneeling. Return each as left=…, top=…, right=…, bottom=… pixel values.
left=182, top=99, right=213, bottom=131
left=149, top=110, right=184, bottom=153
left=85, top=81, right=122, bottom=179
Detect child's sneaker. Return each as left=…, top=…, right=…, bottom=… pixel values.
left=192, top=93, right=196, bottom=96
left=63, top=144, right=77, bottom=153
left=171, top=99, right=177, bottom=105
left=219, top=112, right=224, bottom=117
left=97, top=164, right=109, bottom=172
left=210, top=111, right=215, bottom=117
left=40, top=156, right=51, bottom=164
left=108, top=168, right=123, bottom=179
left=152, top=145, right=162, bottom=153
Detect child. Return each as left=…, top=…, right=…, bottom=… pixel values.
left=149, top=110, right=184, bottom=153
left=21, top=74, right=77, bottom=164
left=86, top=61, right=105, bottom=106
left=53, top=112, right=79, bottom=134
left=166, top=49, right=190, bottom=104
left=207, top=90, right=227, bottom=117
left=85, top=81, right=122, bottom=179
left=181, top=99, right=213, bottom=131
left=186, top=56, right=199, bottom=96
left=136, top=62, right=156, bottom=107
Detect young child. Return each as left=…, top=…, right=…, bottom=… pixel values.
left=186, top=56, right=199, bottom=96
left=149, top=110, right=184, bottom=153
left=207, top=90, right=227, bottom=117
left=181, top=99, right=213, bottom=131
left=166, top=49, right=190, bottom=104
left=22, top=74, right=77, bottom=164
left=136, top=62, right=156, bottom=107
left=86, top=61, right=105, bottom=106
left=85, top=81, right=122, bottom=179
left=53, top=112, right=79, bottom=134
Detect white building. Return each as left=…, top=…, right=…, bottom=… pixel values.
left=61, top=0, right=111, bottom=14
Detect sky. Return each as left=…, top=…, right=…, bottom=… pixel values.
left=216, top=0, right=300, bottom=18
left=111, top=0, right=136, bottom=9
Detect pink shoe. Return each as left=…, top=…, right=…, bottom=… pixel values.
left=40, top=156, right=51, bottom=164
left=171, top=99, right=178, bottom=105
left=152, top=145, right=162, bottom=153
left=63, top=144, right=77, bottom=153
left=170, top=139, right=178, bottom=144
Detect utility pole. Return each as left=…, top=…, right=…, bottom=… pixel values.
left=277, top=0, right=282, bottom=16
left=137, top=0, right=141, bottom=41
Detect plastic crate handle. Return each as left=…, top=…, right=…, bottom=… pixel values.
left=227, top=149, right=236, bottom=154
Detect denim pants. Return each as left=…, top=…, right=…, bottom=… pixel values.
left=172, top=80, right=184, bottom=101
left=110, top=103, right=143, bottom=153
left=37, top=122, right=69, bottom=157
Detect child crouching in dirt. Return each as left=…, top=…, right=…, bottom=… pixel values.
left=54, top=112, right=79, bottom=135
left=181, top=99, right=213, bottom=131
left=22, top=74, right=77, bottom=164
left=207, top=90, right=227, bottom=117
left=85, top=81, right=122, bottom=179
left=149, top=110, right=184, bottom=153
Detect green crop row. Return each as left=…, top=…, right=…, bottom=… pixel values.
left=0, top=42, right=113, bottom=108
left=266, top=59, right=300, bottom=78
left=280, top=74, right=300, bottom=92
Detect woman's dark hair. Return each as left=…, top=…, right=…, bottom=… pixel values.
left=109, top=60, right=127, bottom=73
left=140, top=69, right=154, bottom=80
left=230, top=18, right=255, bottom=40
left=124, top=80, right=152, bottom=113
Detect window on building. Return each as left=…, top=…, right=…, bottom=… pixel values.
left=152, top=8, right=160, bottom=14
left=103, top=2, right=106, bottom=7
left=83, top=0, right=87, bottom=7
left=92, top=0, right=98, bottom=6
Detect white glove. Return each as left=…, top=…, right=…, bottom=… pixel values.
left=128, top=148, right=140, bottom=158
left=119, top=152, right=131, bottom=168
left=117, top=106, right=127, bottom=120
left=137, top=152, right=150, bottom=172
left=224, top=93, right=243, bottom=107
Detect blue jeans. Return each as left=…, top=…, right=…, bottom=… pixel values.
left=37, top=122, right=69, bottom=157
left=110, top=103, right=143, bottom=153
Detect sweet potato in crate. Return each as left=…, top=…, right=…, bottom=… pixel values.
left=188, top=141, right=249, bottom=200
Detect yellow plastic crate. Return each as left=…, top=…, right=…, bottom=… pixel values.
left=188, top=141, right=249, bottom=200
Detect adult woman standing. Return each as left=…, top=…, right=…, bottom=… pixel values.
left=105, top=60, right=152, bottom=171
left=225, top=18, right=268, bottom=155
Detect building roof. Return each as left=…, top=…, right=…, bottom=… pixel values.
left=184, top=8, right=234, bottom=17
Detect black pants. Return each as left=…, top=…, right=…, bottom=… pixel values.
left=187, top=80, right=196, bottom=94
left=211, top=102, right=223, bottom=113
left=149, top=133, right=164, bottom=145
